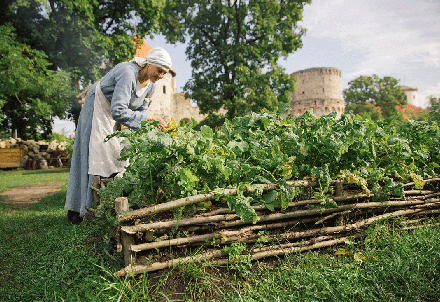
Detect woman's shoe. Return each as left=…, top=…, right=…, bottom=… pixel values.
left=67, top=210, right=83, bottom=224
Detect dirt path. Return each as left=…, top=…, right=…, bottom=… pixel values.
left=0, top=182, right=65, bottom=205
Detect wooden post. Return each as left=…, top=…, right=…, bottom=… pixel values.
left=334, top=180, right=344, bottom=197
left=91, top=176, right=101, bottom=202
left=115, top=197, right=136, bottom=266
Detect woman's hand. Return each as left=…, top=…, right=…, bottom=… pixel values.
left=114, top=122, right=126, bottom=131
left=147, top=117, right=168, bottom=130
left=158, top=120, right=168, bottom=130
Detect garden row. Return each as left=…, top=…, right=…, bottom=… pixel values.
left=90, top=111, right=440, bottom=276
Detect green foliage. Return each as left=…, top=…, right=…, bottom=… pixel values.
left=0, top=24, right=74, bottom=139
left=343, top=75, right=407, bottom=119
left=225, top=223, right=440, bottom=301
left=47, top=132, right=69, bottom=142
left=161, top=0, right=310, bottom=122
left=427, top=95, right=440, bottom=123
left=99, top=111, right=440, bottom=222
left=3, top=0, right=166, bottom=84
left=2, top=0, right=167, bottom=127
left=346, top=102, right=382, bottom=120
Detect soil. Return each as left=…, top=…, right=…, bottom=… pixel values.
left=0, top=182, right=65, bottom=205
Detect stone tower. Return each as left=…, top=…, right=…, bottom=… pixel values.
left=288, top=67, right=345, bottom=118
left=401, top=86, right=418, bottom=106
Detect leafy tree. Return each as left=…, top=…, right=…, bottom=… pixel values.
left=345, top=102, right=382, bottom=121
left=3, top=0, right=165, bottom=83
left=2, top=0, right=166, bottom=127
left=343, top=75, right=407, bottom=119
left=0, top=24, right=74, bottom=139
left=161, top=0, right=310, bottom=124
left=427, top=96, right=440, bottom=123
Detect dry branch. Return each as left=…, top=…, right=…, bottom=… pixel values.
left=402, top=178, right=440, bottom=188
left=118, top=180, right=345, bottom=222
left=129, top=203, right=440, bottom=253
left=117, top=249, right=225, bottom=277
left=130, top=216, right=319, bottom=252
left=404, top=190, right=435, bottom=195
left=117, top=233, right=361, bottom=276
left=220, top=199, right=439, bottom=229
left=121, top=198, right=438, bottom=235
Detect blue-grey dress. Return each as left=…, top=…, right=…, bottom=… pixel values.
left=65, top=62, right=156, bottom=216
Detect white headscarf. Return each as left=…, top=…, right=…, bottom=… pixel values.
left=130, top=47, right=172, bottom=70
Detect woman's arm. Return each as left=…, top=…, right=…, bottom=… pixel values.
left=109, top=66, right=150, bottom=130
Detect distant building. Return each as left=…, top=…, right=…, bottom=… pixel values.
left=401, top=85, right=418, bottom=106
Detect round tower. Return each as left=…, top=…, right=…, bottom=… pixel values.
left=289, top=67, right=345, bottom=118
left=401, top=86, right=418, bottom=107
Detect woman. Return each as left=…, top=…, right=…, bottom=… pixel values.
left=65, top=47, right=172, bottom=224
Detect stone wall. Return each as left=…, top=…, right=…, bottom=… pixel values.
left=172, top=93, right=208, bottom=123
left=147, top=73, right=176, bottom=121
left=148, top=73, right=207, bottom=123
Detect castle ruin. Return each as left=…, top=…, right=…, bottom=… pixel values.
left=288, top=67, right=345, bottom=118
left=148, top=66, right=346, bottom=122
left=147, top=73, right=207, bottom=123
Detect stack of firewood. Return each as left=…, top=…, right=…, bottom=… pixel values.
left=0, top=138, right=69, bottom=169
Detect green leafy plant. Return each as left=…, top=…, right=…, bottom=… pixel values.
left=99, top=111, right=440, bottom=224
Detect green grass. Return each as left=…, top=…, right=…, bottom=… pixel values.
left=0, top=168, right=70, bottom=193
left=1, top=169, right=440, bottom=301
left=224, top=222, right=440, bottom=301
left=0, top=188, right=115, bottom=302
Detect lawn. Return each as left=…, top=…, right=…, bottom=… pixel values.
left=0, top=168, right=70, bottom=193
left=0, top=169, right=439, bottom=301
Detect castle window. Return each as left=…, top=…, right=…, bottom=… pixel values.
left=163, top=86, right=166, bottom=94
left=323, top=88, right=325, bottom=92
left=325, top=107, right=329, bottom=112
left=302, top=91, right=305, bottom=94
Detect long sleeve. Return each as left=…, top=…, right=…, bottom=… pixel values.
left=109, top=67, right=147, bottom=130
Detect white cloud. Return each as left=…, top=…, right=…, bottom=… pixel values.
left=419, top=81, right=440, bottom=108
left=52, top=117, right=75, bottom=137
left=298, top=0, right=440, bottom=106
left=303, top=0, right=440, bottom=69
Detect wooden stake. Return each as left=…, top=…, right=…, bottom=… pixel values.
left=115, top=197, right=137, bottom=266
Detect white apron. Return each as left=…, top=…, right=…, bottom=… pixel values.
left=88, top=81, right=128, bottom=177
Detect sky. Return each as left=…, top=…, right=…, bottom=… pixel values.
left=53, top=0, right=440, bottom=136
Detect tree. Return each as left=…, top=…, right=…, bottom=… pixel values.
left=427, top=96, right=440, bottom=123
left=343, top=75, right=407, bottom=119
left=2, top=0, right=166, bottom=128
left=161, top=0, right=310, bottom=124
left=0, top=25, right=74, bottom=139
left=345, top=102, right=382, bottom=121
left=3, top=0, right=165, bottom=83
